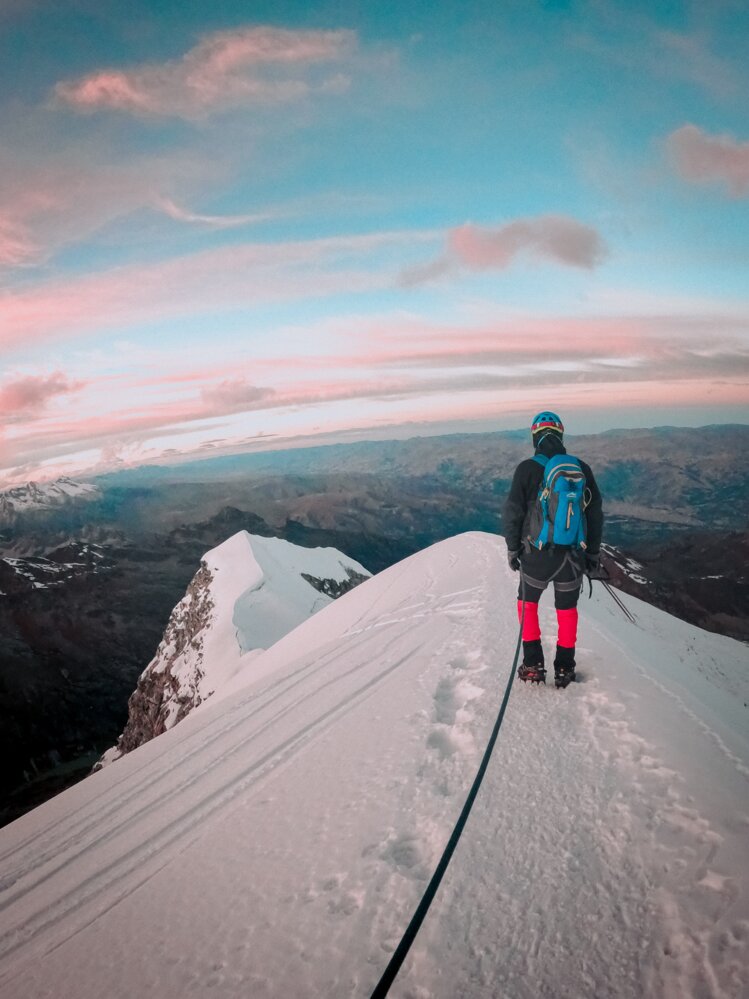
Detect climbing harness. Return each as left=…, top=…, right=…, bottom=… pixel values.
left=369, top=574, right=527, bottom=998
left=520, top=548, right=583, bottom=594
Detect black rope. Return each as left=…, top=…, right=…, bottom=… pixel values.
left=586, top=563, right=638, bottom=626
left=600, top=580, right=637, bottom=625
left=369, top=573, right=527, bottom=998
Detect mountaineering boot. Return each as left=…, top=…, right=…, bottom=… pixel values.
left=518, top=639, right=546, bottom=684
left=554, top=644, right=576, bottom=688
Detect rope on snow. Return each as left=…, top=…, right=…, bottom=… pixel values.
left=369, top=573, right=527, bottom=998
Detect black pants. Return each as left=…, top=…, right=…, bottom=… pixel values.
left=518, top=548, right=582, bottom=609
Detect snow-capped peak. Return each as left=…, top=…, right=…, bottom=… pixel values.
left=0, top=476, right=100, bottom=519
left=98, top=531, right=370, bottom=764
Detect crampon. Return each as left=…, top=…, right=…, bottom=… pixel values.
left=517, top=663, right=547, bottom=684
left=554, top=669, right=576, bottom=689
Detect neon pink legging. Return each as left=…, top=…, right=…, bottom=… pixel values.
left=517, top=601, right=578, bottom=648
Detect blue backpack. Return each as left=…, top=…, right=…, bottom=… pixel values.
left=529, top=453, right=589, bottom=549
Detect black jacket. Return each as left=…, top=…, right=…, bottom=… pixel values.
left=503, top=435, right=603, bottom=554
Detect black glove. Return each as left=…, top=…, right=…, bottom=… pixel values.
left=507, top=549, right=521, bottom=572
left=585, top=552, right=600, bottom=575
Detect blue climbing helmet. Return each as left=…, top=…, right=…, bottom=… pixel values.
left=531, top=411, right=564, bottom=445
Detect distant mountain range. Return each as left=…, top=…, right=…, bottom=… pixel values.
left=0, top=476, right=100, bottom=523
left=0, top=424, right=746, bottom=826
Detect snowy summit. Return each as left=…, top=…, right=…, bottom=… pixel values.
left=99, top=531, right=370, bottom=764
left=0, top=477, right=100, bottom=521
left=0, top=532, right=747, bottom=999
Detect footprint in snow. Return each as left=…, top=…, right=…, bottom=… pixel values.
left=432, top=675, right=484, bottom=726
left=426, top=727, right=461, bottom=759
left=449, top=650, right=484, bottom=672
left=427, top=725, right=477, bottom=761
left=433, top=676, right=461, bottom=725
left=327, top=888, right=364, bottom=917
left=304, top=873, right=365, bottom=918
left=380, top=832, right=431, bottom=881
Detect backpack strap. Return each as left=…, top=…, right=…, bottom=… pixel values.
left=533, top=454, right=549, bottom=469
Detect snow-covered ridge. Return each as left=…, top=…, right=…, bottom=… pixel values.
left=99, top=531, right=370, bottom=765
left=1, top=533, right=747, bottom=999
left=0, top=477, right=100, bottom=520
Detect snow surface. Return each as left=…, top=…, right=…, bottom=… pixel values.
left=230, top=532, right=371, bottom=655
left=0, top=532, right=747, bottom=999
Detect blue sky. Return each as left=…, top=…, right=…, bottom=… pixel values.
left=0, top=0, right=747, bottom=482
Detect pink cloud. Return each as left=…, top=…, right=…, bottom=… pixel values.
left=202, top=380, right=276, bottom=412
left=401, top=215, right=607, bottom=285
left=2, top=313, right=746, bottom=480
left=0, top=213, right=41, bottom=266
left=667, top=124, right=749, bottom=197
left=449, top=216, right=606, bottom=269
left=54, top=26, right=356, bottom=119
left=0, top=149, right=225, bottom=271
left=363, top=319, right=749, bottom=382
left=0, top=229, right=429, bottom=350
left=0, top=371, right=84, bottom=420
left=134, top=314, right=749, bottom=395
left=5, top=363, right=746, bottom=483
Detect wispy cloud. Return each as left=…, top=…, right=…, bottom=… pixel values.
left=0, top=371, right=84, bottom=421
left=400, top=215, right=607, bottom=286
left=54, top=26, right=357, bottom=120
left=0, top=228, right=433, bottom=350
left=0, top=214, right=38, bottom=267
left=569, top=8, right=740, bottom=100
left=655, top=28, right=738, bottom=100
left=202, top=379, right=276, bottom=412
left=2, top=308, right=746, bottom=480
left=0, top=150, right=224, bottom=270
left=155, top=195, right=282, bottom=229
left=667, top=124, right=749, bottom=197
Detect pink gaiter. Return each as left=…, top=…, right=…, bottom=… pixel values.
left=517, top=600, right=541, bottom=641
left=556, top=608, right=578, bottom=648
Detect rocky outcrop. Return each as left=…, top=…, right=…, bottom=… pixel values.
left=109, top=562, right=215, bottom=760
left=301, top=567, right=370, bottom=599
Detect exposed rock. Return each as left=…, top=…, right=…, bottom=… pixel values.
left=301, top=567, right=370, bottom=599
left=108, top=562, right=215, bottom=760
